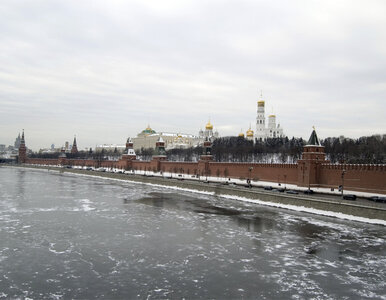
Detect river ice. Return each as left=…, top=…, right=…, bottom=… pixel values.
left=0, top=167, right=385, bottom=299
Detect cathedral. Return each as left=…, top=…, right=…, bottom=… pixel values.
left=198, top=120, right=219, bottom=140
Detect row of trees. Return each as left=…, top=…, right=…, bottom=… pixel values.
left=28, top=148, right=122, bottom=160
left=323, top=135, right=385, bottom=164
left=29, top=135, right=385, bottom=164
left=211, top=136, right=304, bottom=163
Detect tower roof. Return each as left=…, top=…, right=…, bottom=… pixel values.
left=307, top=128, right=321, bottom=146
left=246, top=126, right=254, bottom=137
left=205, top=120, right=213, bottom=130
left=142, top=125, right=156, bottom=135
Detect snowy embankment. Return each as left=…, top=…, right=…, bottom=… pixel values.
left=20, top=164, right=386, bottom=226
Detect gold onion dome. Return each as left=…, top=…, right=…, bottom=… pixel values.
left=205, top=121, right=213, bottom=130
left=269, top=114, right=276, bottom=118
left=238, top=132, right=245, bottom=137
left=246, top=128, right=254, bottom=137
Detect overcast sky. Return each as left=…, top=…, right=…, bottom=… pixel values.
left=1, top=0, right=385, bottom=150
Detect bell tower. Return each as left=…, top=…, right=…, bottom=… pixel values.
left=255, top=92, right=266, bottom=141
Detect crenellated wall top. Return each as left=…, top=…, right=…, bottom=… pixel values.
left=321, top=163, right=386, bottom=171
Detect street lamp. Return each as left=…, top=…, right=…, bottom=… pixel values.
left=248, top=167, right=253, bottom=188
left=341, top=169, right=346, bottom=198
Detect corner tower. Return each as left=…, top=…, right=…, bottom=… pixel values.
left=18, top=130, right=27, bottom=163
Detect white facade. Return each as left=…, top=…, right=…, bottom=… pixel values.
left=132, top=126, right=201, bottom=151
left=133, top=123, right=220, bottom=151
left=255, top=98, right=285, bottom=140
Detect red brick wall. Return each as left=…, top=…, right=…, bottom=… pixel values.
left=23, top=157, right=386, bottom=194
left=207, top=162, right=298, bottom=184
left=160, top=161, right=199, bottom=175
left=26, top=158, right=58, bottom=165
left=319, top=164, right=386, bottom=194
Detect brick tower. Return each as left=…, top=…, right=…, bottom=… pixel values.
left=18, top=130, right=27, bottom=163
left=297, top=128, right=329, bottom=188
left=198, top=137, right=213, bottom=178
left=71, top=136, right=78, bottom=154
left=153, top=136, right=167, bottom=159
left=122, top=137, right=136, bottom=160
left=200, top=137, right=213, bottom=160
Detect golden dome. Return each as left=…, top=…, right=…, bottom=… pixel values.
left=268, top=114, right=276, bottom=118
left=246, top=128, right=254, bottom=137
left=258, top=100, right=265, bottom=107
left=205, top=121, right=213, bottom=130
left=238, top=132, right=245, bottom=137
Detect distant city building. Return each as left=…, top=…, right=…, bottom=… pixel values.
left=95, top=144, right=126, bottom=153
left=14, top=133, right=21, bottom=149
left=255, top=94, right=285, bottom=140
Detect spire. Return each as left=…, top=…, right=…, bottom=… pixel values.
left=307, top=127, right=321, bottom=146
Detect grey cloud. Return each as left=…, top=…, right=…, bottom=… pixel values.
left=0, top=0, right=385, bottom=150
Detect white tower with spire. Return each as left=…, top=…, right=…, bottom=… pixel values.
left=255, top=92, right=266, bottom=141
left=253, top=92, right=285, bottom=140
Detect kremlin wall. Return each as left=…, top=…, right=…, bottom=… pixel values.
left=18, top=129, right=386, bottom=195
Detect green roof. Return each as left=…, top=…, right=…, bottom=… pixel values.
left=142, top=127, right=156, bottom=134
left=307, top=129, right=321, bottom=146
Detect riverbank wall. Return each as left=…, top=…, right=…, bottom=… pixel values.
left=11, top=165, right=386, bottom=223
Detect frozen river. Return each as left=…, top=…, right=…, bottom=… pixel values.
left=0, top=167, right=385, bottom=299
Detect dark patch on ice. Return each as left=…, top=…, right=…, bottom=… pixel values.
left=137, top=192, right=242, bottom=216
left=136, top=192, right=276, bottom=232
